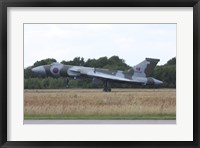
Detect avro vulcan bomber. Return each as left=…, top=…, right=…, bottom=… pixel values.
left=32, top=58, right=163, bottom=92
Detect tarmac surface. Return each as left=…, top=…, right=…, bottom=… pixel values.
left=24, top=120, right=176, bottom=124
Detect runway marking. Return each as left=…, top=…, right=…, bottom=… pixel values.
left=24, top=120, right=176, bottom=124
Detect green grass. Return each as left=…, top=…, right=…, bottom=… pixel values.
left=24, top=114, right=176, bottom=120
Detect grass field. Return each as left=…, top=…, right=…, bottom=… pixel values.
left=24, top=88, right=176, bottom=120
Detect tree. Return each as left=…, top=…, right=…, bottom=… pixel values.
left=96, top=57, right=108, bottom=68
left=33, top=58, right=57, bottom=67
left=24, top=67, right=37, bottom=79
left=61, top=57, right=85, bottom=66
left=152, top=57, right=176, bottom=88
left=103, top=56, right=130, bottom=71
left=84, top=58, right=97, bottom=67
left=166, top=57, right=176, bottom=65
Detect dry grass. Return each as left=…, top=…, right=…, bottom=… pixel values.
left=24, top=89, right=176, bottom=119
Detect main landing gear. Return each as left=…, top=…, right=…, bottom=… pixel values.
left=103, top=80, right=111, bottom=92
left=65, top=78, right=69, bottom=88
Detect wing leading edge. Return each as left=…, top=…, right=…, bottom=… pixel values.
left=75, top=68, right=144, bottom=84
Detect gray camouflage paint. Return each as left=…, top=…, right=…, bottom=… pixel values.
left=32, top=58, right=163, bottom=86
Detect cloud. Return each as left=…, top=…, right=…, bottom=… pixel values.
left=24, top=24, right=176, bottom=67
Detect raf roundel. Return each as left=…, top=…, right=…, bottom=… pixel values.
left=53, top=67, right=59, bottom=74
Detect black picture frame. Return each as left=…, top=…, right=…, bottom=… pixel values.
left=0, top=0, right=199, bottom=147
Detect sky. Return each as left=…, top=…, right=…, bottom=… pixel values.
left=24, top=24, right=176, bottom=68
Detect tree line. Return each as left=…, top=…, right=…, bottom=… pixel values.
left=24, top=56, right=176, bottom=89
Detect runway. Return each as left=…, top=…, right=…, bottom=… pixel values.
left=24, top=120, right=176, bottom=124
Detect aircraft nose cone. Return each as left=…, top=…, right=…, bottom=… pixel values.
left=32, top=66, right=46, bottom=76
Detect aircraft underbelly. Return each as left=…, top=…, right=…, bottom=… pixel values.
left=132, top=77, right=147, bottom=84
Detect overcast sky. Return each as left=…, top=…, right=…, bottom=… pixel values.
left=24, top=24, right=176, bottom=68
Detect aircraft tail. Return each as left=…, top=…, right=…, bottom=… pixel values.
left=131, top=58, right=160, bottom=77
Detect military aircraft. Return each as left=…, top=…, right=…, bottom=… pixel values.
left=32, top=58, right=163, bottom=92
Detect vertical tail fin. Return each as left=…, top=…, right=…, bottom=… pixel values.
left=131, top=58, right=160, bottom=77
